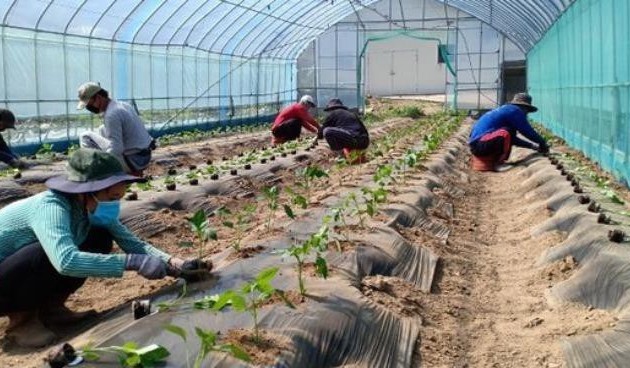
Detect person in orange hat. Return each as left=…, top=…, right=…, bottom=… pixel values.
left=468, top=93, right=548, bottom=171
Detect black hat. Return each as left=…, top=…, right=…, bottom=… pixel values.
left=324, top=98, right=348, bottom=112
left=509, top=93, right=538, bottom=113
left=0, top=109, right=17, bottom=129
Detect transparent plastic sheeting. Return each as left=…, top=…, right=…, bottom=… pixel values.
left=434, top=0, right=574, bottom=53
left=0, top=0, right=378, bottom=151
left=528, top=0, right=630, bottom=186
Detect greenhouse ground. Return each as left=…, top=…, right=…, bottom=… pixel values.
left=0, top=100, right=628, bottom=367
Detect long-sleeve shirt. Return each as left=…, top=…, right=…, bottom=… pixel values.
left=0, top=190, right=170, bottom=278
left=271, top=103, right=320, bottom=133
left=319, top=108, right=369, bottom=139
left=469, top=104, right=546, bottom=148
left=0, top=133, right=18, bottom=166
left=102, top=100, right=153, bottom=159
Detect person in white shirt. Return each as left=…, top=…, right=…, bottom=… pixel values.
left=76, top=82, right=155, bottom=176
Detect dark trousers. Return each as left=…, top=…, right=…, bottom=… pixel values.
left=469, top=129, right=512, bottom=163
left=0, top=228, right=113, bottom=314
left=323, top=127, right=369, bottom=151
left=271, top=119, right=302, bottom=142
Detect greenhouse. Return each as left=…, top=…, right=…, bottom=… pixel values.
left=0, top=0, right=628, bottom=367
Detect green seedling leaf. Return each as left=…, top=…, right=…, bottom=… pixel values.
left=274, top=289, right=296, bottom=309
left=194, top=294, right=221, bottom=309
left=284, top=204, right=295, bottom=219
left=222, top=220, right=235, bottom=228
left=293, top=195, right=308, bottom=209
left=164, top=324, right=187, bottom=342
left=219, top=344, right=251, bottom=362
left=315, top=256, right=328, bottom=279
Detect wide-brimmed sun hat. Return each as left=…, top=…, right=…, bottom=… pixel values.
left=509, top=93, right=538, bottom=113
left=76, top=82, right=103, bottom=110
left=324, top=98, right=348, bottom=112
left=46, top=148, right=144, bottom=193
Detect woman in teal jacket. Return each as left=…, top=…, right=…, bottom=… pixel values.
left=0, top=149, right=200, bottom=347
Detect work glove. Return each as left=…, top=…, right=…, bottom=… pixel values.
left=537, top=142, right=549, bottom=154
left=125, top=254, right=168, bottom=280
left=10, top=159, right=27, bottom=169
left=167, top=258, right=213, bottom=282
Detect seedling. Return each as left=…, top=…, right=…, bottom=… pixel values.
left=261, top=186, right=280, bottom=232
left=281, top=225, right=330, bottom=296
left=217, top=204, right=257, bottom=251
left=165, top=324, right=249, bottom=368
left=36, top=143, right=55, bottom=158
left=213, top=267, right=284, bottom=343
left=188, top=209, right=217, bottom=259
left=347, top=192, right=366, bottom=228
left=297, top=165, right=328, bottom=199
left=164, top=176, right=177, bottom=191
left=80, top=342, right=169, bottom=368
left=331, top=201, right=351, bottom=244
left=361, top=186, right=388, bottom=218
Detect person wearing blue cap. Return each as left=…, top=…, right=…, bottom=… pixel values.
left=0, top=148, right=207, bottom=347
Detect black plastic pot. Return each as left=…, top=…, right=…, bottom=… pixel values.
left=290, top=150, right=297, bottom=155
left=206, top=159, right=213, bottom=165
left=230, top=169, right=238, bottom=176
left=166, top=183, right=176, bottom=191
left=577, top=195, right=590, bottom=204
left=125, top=192, right=138, bottom=201
left=281, top=152, right=287, bottom=157
left=597, top=213, right=610, bottom=224
left=260, top=159, right=267, bottom=164
left=46, top=343, right=81, bottom=368
left=13, top=172, right=21, bottom=179
left=189, top=165, right=197, bottom=170
left=189, top=178, right=199, bottom=186
left=210, top=173, right=219, bottom=180
left=244, top=164, right=252, bottom=170
left=587, top=201, right=600, bottom=213
left=132, top=299, right=151, bottom=320
left=270, top=156, right=276, bottom=161
left=608, top=229, right=625, bottom=243
left=167, top=168, right=177, bottom=175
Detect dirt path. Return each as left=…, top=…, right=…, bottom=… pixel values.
left=415, top=149, right=618, bottom=368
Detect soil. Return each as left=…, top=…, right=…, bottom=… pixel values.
left=223, top=329, right=290, bottom=366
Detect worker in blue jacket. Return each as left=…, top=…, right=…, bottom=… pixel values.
left=469, top=93, right=548, bottom=171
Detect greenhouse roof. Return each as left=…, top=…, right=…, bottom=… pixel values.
left=1, top=0, right=575, bottom=58
left=436, top=0, right=576, bottom=52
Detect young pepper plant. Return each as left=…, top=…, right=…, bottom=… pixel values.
left=164, top=324, right=250, bottom=368
left=188, top=209, right=217, bottom=259
left=282, top=224, right=330, bottom=296
left=297, top=164, right=329, bottom=199
left=213, top=267, right=287, bottom=343
left=217, top=204, right=257, bottom=251
left=261, top=186, right=280, bottom=232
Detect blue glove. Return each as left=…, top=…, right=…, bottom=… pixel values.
left=125, top=254, right=168, bottom=280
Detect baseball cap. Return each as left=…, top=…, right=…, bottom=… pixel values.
left=77, top=82, right=103, bottom=110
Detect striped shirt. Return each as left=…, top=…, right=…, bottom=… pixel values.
left=0, top=190, right=170, bottom=278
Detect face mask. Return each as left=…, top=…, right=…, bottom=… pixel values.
left=89, top=196, right=121, bottom=226
left=86, top=104, right=100, bottom=114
